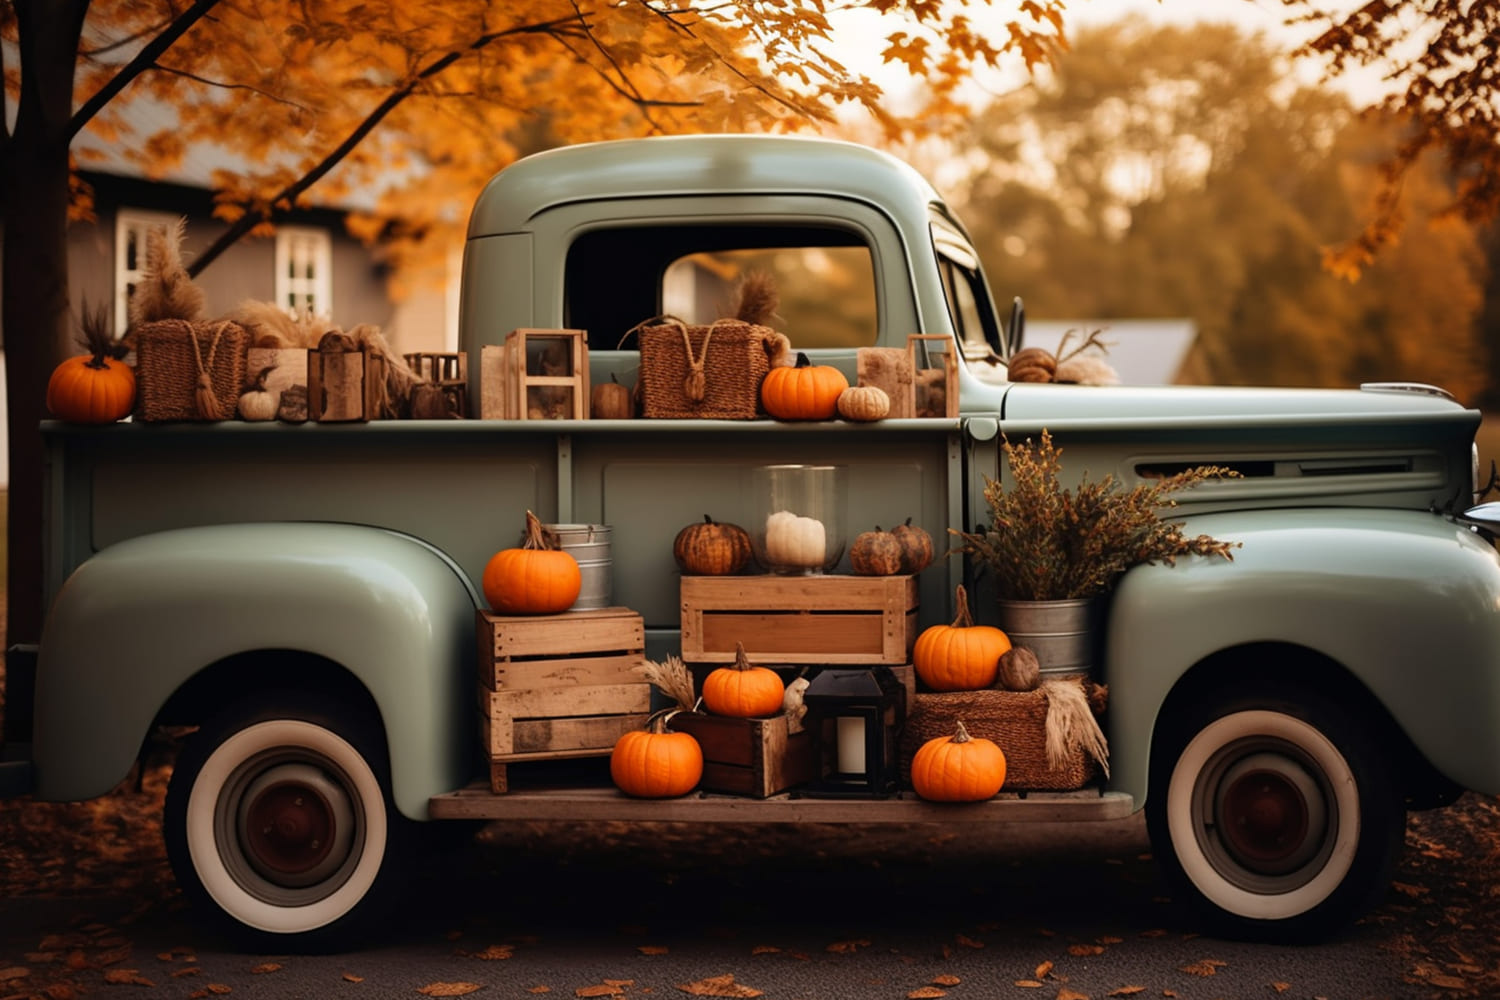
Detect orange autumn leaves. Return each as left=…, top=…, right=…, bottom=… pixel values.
left=63, top=0, right=1070, bottom=295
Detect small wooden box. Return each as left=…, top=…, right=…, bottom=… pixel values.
left=480, top=329, right=589, bottom=420
left=907, top=334, right=959, bottom=419
left=404, top=351, right=468, bottom=418
left=680, top=575, right=918, bottom=665
left=307, top=344, right=386, bottom=422
left=476, top=607, right=649, bottom=792
left=670, top=712, right=815, bottom=798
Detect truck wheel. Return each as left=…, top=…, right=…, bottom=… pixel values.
left=1146, top=691, right=1405, bottom=942
left=163, top=695, right=406, bottom=950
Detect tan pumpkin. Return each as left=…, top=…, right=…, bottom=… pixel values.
left=610, top=711, right=703, bottom=798
left=701, top=642, right=785, bottom=718
left=891, top=517, right=934, bottom=574
left=673, top=515, right=753, bottom=576
left=591, top=373, right=634, bottom=419
left=836, top=384, right=890, bottom=422
left=237, top=366, right=279, bottom=422
left=849, top=525, right=904, bottom=576
left=913, top=584, right=1011, bottom=691
left=910, top=720, right=1008, bottom=802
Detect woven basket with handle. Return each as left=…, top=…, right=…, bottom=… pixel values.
left=636, top=317, right=778, bottom=419
left=133, top=319, right=249, bottom=422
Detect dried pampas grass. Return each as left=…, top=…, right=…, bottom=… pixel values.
left=1042, top=679, right=1110, bottom=777
left=129, top=217, right=206, bottom=327
left=639, top=654, right=698, bottom=713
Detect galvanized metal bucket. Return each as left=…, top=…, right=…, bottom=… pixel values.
left=994, top=597, right=1102, bottom=679
left=548, top=523, right=613, bottom=610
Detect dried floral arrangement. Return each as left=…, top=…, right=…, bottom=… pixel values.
left=953, top=429, right=1240, bottom=601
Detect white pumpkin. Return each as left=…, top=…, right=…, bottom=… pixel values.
left=765, top=509, right=826, bottom=568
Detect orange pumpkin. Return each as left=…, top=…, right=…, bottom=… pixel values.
left=673, top=515, right=753, bottom=576
left=913, top=584, right=1011, bottom=691
left=701, top=642, right=785, bottom=717
left=610, top=713, right=704, bottom=798
left=482, top=510, right=582, bottom=614
left=47, top=305, right=135, bottom=424
left=760, top=352, right=849, bottom=421
left=910, top=720, right=1007, bottom=801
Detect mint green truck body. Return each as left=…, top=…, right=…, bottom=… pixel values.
left=7, top=135, right=1499, bottom=946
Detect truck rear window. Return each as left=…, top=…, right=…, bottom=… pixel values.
left=565, top=224, right=878, bottom=350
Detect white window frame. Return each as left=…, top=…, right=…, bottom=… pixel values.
left=274, top=226, right=333, bottom=317
left=115, top=209, right=180, bottom=335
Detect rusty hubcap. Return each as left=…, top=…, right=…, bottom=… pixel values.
left=243, top=779, right=337, bottom=876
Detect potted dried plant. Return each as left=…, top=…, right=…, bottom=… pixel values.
left=953, top=429, right=1239, bottom=676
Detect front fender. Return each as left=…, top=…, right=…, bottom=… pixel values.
left=35, top=522, right=481, bottom=819
left=1108, top=507, right=1500, bottom=807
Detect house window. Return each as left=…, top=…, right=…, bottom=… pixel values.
left=115, top=209, right=179, bottom=335
left=275, top=227, right=332, bottom=317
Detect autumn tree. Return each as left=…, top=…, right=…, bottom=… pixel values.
left=948, top=17, right=1489, bottom=400
left=1276, top=0, right=1500, bottom=279
left=0, top=1, right=1067, bottom=717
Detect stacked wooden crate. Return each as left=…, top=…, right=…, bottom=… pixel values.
left=677, top=575, right=919, bottom=796
left=476, top=607, right=648, bottom=793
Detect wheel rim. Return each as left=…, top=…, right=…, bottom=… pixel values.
left=216, top=751, right=365, bottom=906
left=1166, top=710, right=1362, bottom=922
left=1198, top=747, right=1331, bottom=888
left=236, top=762, right=356, bottom=888
left=184, top=720, right=389, bottom=934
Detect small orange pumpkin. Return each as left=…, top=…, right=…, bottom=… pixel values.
left=760, top=352, right=849, bottom=421
left=482, top=510, right=582, bottom=614
left=913, top=584, right=1011, bottom=691
left=673, top=515, right=753, bottom=576
left=610, top=711, right=703, bottom=798
left=47, top=304, right=135, bottom=424
left=910, top=719, right=1007, bottom=801
left=701, top=642, right=785, bottom=718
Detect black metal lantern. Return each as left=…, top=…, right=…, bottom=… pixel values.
left=802, top=666, right=906, bottom=798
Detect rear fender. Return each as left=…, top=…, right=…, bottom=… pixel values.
left=35, top=523, right=480, bottom=819
left=1108, top=507, right=1500, bottom=807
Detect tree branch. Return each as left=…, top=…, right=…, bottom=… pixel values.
left=150, top=64, right=308, bottom=110
left=186, top=15, right=579, bottom=277
left=69, top=0, right=225, bottom=141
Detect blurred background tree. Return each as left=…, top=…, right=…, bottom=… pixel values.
left=945, top=18, right=1490, bottom=404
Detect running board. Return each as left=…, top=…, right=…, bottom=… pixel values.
left=428, top=784, right=1134, bottom=824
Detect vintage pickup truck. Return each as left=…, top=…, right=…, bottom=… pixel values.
left=3, top=134, right=1498, bottom=950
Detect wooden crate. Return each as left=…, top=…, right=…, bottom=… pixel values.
left=476, top=607, right=649, bottom=792
left=680, top=575, right=918, bottom=665
left=307, top=338, right=386, bottom=422
left=670, top=712, right=815, bottom=798
left=480, top=329, right=588, bottom=420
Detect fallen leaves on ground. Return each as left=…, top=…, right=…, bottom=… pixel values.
left=101, top=968, right=154, bottom=986
left=677, top=973, right=763, bottom=997
left=471, top=944, right=514, bottom=960
left=418, top=982, right=483, bottom=996
left=1179, top=959, right=1226, bottom=977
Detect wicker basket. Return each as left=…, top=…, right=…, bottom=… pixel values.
left=899, top=679, right=1108, bottom=791
left=134, top=319, right=249, bottom=422
left=637, top=317, right=777, bottom=419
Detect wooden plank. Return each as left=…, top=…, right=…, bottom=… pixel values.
left=429, top=785, right=1135, bottom=823
left=480, top=703, right=648, bottom=757
left=697, top=612, right=886, bottom=662
left=480, top=344, right=506, bottom=419
left=478, top=607, right=645, bottom=658
left=482, top=682, right=650, bottom=723
left=681, top=575, right=916, bottom=611
left=486, top=652, right=645, bottom=691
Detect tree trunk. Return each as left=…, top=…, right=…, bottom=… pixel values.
left=3, top=0, right=90, bottom=743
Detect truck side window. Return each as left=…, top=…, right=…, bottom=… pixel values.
left=565, top=224, right=878, bottom=349
left=932, top=219, right=1004, bottom=362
